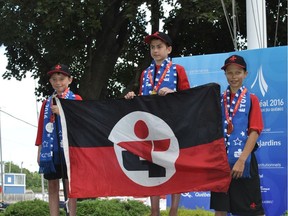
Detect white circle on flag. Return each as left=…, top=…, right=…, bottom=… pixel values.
left=109, top=111, right=179, bottom=187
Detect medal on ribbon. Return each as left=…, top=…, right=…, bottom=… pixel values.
left=223, top=86, right=247, bottom=137
left=227, top=121, right=233, bottom=135
left=151, top=90, right=157, bottom=95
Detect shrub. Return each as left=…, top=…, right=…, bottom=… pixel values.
left=158, top=207, right=214, bottom=216
left=3, top=199, right=66, bottom=216
left=77, top=199, right=150, bottom=216
left=2, top=198, right=215, bottom=216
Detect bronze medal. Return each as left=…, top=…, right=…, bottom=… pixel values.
left=227, top=122, right=234, bottom=134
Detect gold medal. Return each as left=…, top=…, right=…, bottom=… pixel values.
left=151, top=90, right=157, bottom=95
left=227, top=122, right=234, bottom=135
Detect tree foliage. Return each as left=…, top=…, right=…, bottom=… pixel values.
left=0, top=0, right=286, bottom=99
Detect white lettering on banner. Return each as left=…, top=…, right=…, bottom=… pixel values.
left=262, top=128, right=271, bottom=132
left=260, top=100, right=269, bottom=107
left=262, top=200, right=274, bottom=204
left=181, top=192, right=211, bottom=198
left=259, top=98, right=285, bottom=113
left=194, top=192, right=210, bottom=198
left=260, top=186, right=271, bottom=193
left=259, top=140, right=281, bottom=147
left=258, top=163, right=284, bottom=169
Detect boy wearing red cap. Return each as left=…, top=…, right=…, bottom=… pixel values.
left=125, top=32, right=190, bottom=216
left=35, top=64, right=82, bottom=216
left=210, top=55, right=264, bottom=216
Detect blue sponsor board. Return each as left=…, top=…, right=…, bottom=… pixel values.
left=170, top=46, right=287, bottom=216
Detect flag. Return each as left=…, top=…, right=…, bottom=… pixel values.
left=58, top=83, right=231, bottom=198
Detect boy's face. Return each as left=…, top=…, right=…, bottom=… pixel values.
left=224, top=64, right=247, bottom=92
left=49, top=73, right=72, bottom=95
left=149, top=39, right=172, bottom=65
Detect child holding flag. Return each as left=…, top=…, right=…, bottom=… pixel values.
left=35, top=64, right=82, bottom=216
left=125, top=31, right=190, bottom=216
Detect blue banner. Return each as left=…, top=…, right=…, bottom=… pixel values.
left=169, top=46, right=287, bottom=216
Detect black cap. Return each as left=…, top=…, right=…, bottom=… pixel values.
left=144, top=31, right=172, bottom=46
left=47, top=64, right=71, bottom=77
left=221, top=55, right=247, bottom=70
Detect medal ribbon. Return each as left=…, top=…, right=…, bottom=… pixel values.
left=223, top=86, right=247, bottom=132
left=148, top=61, right=172, bottom=93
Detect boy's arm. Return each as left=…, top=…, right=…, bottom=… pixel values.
left=176, top=65, right=190, bottom=91
left=35, top=101, right=46, bottom=165
left=232, top=130, right=259, bottom=178
left=138, top=70, right=145, bottom=95
left=35, top=101, right=46, bottom=146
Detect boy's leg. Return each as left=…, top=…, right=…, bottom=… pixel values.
left=169, top=193, right=180, bottom=216
left=48, top=179, right=60, bottom=216
left=68, top=198, right=77, bottom=216
left=65, top=179, right=77, bottom=216
left=150, top=196, right=160, bottom=216
left=210, top=192, right=229, bottom=216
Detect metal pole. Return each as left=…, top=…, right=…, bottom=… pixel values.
left=0, top=108, right=4, bottom=201
left=34, top=80, right=45, bottom=201
left=232, top=0, right=237, bottom=50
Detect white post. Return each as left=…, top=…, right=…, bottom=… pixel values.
left=232, top=0, right=237, bottom=50
left=0, top=108, right=4, bottom=201
left=246, top=0, right=267, bottom=49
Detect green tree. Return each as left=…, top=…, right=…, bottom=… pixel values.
left=0, top=0, right=286, bottom=99
left=4, top=162, right=20, bottom=173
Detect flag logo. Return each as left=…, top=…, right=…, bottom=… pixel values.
left=109, top=111, right=179, bottom=186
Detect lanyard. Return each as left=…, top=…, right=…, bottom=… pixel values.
left=223, top=87, right=247, bottom=134
left=148, top=61, right=172, bottom=93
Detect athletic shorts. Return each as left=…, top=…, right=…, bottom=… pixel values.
left=210, top=153, right=265, bottom=215
left=44, top=163, right=68, bottom=180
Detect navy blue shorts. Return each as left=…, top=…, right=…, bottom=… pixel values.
left=210, top=153, right=265, bottom=215
left=44, top=163, right=68, bottom=180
